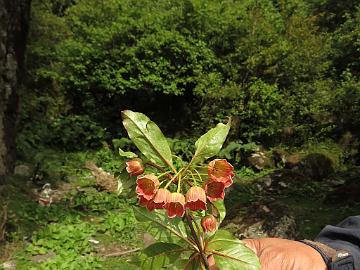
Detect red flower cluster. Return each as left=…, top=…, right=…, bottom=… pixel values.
left=131, top=158, right=234, bottom=219
left=136, top=178, right=207, bottom=218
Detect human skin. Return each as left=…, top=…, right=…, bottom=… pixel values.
left=243, top=238, right=328, bottom=270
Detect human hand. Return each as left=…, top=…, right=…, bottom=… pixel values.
left=243, top=238, right=327, bottom=270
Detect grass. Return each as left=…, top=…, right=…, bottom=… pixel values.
left=0, top=149, right=145, bottom=270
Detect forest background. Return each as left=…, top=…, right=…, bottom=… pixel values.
left=20, top=0, right=360, bottom=155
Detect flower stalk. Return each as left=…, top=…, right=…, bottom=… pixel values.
left=185, top=210, right=210, bottom=270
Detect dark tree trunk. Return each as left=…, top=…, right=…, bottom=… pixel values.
left=0, top=0, right=31, bottom=182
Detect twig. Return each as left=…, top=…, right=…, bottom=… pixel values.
left=103, top=248, right=140, bottom=257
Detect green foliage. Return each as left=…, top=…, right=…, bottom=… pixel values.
left=219, top=141, right=258, bottom=164
left=21, top=0, right=360, bottom=152
left=24, top=220, right=102, bottom=270
left=27, top=222, right=96, bottom=255
left=99, top=209, right=136, bottom=234
left=73, top=189, right=134, bottom=212
left=167, top=138, right=195, bottom=162
left=49, top=115, right=108, bottom=150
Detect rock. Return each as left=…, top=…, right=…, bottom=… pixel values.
left=299, top=153, right=334, bottom=180
left=284, top=154, right=301, bottom=169
left=325, top=167, right=360, bottom=203
left=84, top=161, right=118, bottom=192
left=248, top=151, right=273, bottom=170
left=2, top=261, right=16, bottom=270
left=223, top=200, right=298, bottom=240
left=31, top=252, right=56, bottom=263
left=262, top=175, right=272, bottom=187
left=14, top=164, right=32, bottom=177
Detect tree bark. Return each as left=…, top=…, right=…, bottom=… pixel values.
left=0, top=0, right=31, bottom=182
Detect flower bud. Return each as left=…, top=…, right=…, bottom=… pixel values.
left=126, top=158, right=144, bottom=176
left=201, top=215, right=217, bottom=233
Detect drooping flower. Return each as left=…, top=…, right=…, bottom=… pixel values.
left=138, top=195, right=150, bottom=207
left=164, top=192, right=186, bottom=218
left=201, top=215, right=217, bottom=233
left=205, top=181, right=225, bottom=202
left=185, top=186, right=207, bottom=211
left=136, top=174, right=159, bottom=200
left=148, top=188, right=171, bottom=211
left=126, top=158, right=145, bottom=176
left=208, top=159, right=234, bottom=188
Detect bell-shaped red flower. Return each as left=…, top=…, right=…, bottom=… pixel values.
left=205, top=181, right=225, bottom=202
left=201, top=214, right=217, bottom=232
left=164, top=192, right=186, bottom=218
left=126, top=158, right=145, bottom=176
left=208, top=159, right=234, bottom=188
left=148, top=188, right=171, bottom=211
left=136, top=174, right=159, bottom=200
left=138, top=195, right=150, bottom=207
left=185, top=186, right=207, bottom=211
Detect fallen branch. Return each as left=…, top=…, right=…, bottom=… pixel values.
left=103, top=248, right=140, bottom=257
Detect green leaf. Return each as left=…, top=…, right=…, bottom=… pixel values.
left=121, top=110, right=174, bottom=170
left=143, top=242, right=183, bottom=257
left=206, top=230, right=260, bottom=270
left=192, top=120, right=231, bottom=165
left=133, top=243, right=189, bottom=270
left=132, top=207, right=187, bottom=244
left=210, top=200, right=226, bottom=225
left=118, top=147, right=138, bottom=159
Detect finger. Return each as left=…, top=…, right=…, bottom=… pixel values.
left=242, top=239, right=260, bottom=254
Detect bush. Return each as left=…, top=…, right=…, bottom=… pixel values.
left=48, top=115, right=108, bottom=150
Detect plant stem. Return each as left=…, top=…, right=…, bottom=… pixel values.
left=189, top=171, right=197, bottom=186
left=185, top=210, right=210, bottom=270
left=177, top=174, right=181, bottom=193
left=194, top=169, right=206, bottom=181
left=157, top=170, right=172, bottom=179
left=164, top=168, right=184, bottom=189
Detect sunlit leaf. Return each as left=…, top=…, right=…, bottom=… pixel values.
left=192, top=120, right=231, bottom=165
left=118, top=147, right=138, bottom=159
left=121, top=110, right=174, bottom=170
left=132, top=207, right=187, bottom=244
left=206, top=230, right=260, bottom=270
